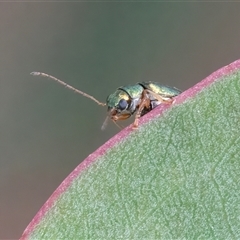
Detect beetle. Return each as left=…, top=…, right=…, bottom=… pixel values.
left=31, top=72, right=181, bottom=129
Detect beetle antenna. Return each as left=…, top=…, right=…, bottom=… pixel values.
left=31, top=72, right=106, bottom=106
left=101, top=116, right=109, bottom=131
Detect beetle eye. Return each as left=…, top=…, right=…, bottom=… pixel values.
left=118, top=99, right=128, bottom=110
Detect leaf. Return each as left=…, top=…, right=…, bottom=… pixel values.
left=21, top=60, right=240, bottom=239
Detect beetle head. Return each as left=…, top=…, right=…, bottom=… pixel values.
left=106, top=89, right=132, bottom=122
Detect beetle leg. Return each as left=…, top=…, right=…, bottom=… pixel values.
left=145, top=89, right=174, bottom=104
left=111, top=113, right=131, bottom=129
left=132, top=89, right=175, bottom=129
left=133, top=90, right=151, bottom=129
left=113, top=120, right=124, bottom=129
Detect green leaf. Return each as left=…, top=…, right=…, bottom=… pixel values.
left=22, top=60, right=240, bottom=239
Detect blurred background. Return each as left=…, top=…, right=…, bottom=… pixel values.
left=1, top=2, right=240, bottom=238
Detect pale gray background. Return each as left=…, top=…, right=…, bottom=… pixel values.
left=1, top=3, right=240, bottom=238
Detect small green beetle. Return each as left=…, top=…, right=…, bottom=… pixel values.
left=106, top=82, right=181, bottom=129
left=31, top=72, right=181, bottom=129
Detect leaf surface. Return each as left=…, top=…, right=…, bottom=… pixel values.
left=22, top=60, right=240, bottom=239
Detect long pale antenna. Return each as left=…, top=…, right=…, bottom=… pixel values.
left=31, top=72, right=106, bottom=106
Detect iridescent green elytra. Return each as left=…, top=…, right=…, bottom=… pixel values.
left=31, top=72, right=181, bottom=129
